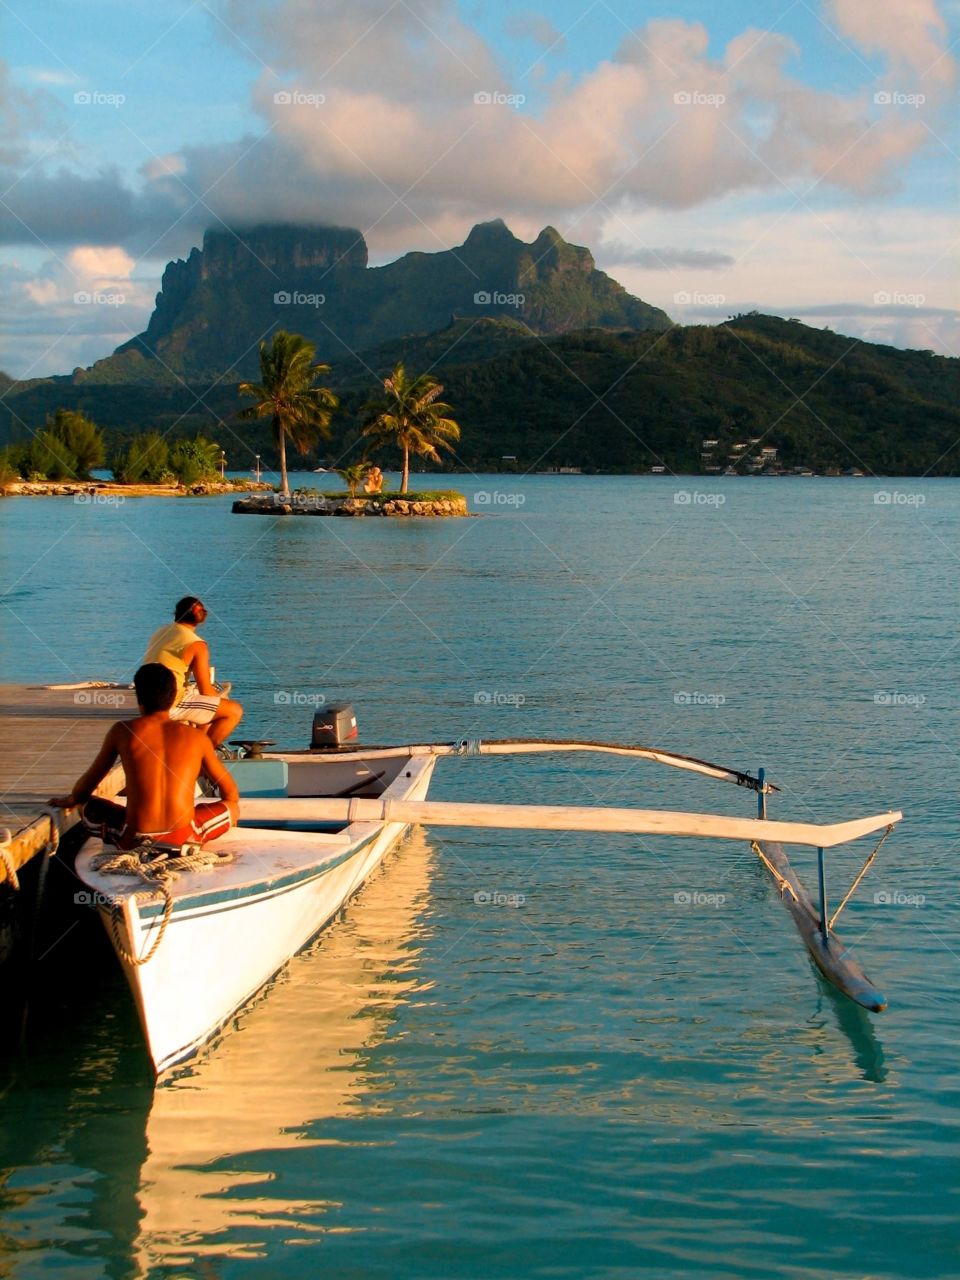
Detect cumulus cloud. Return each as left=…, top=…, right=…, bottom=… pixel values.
left=826, top=0, right=955, bottom=85
left=3, top=1, right=955, bottom=254
left=0, top=2, right=957, bottom=372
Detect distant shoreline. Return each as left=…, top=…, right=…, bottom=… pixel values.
left=3, top=479, right=273, bottom=499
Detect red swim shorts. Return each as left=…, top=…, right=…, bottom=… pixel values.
left=82, top=797, right=232, bottom=851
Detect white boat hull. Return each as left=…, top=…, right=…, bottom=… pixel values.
left=77, top=753, right=436, bottom=1074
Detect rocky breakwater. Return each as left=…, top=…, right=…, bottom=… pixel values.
left=233, top=493, right=469, bottom=518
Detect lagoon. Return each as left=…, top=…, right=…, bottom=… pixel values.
left=0, top=474, right=957, bottom=1278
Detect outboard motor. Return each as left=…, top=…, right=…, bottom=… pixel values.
left=311, top=702, right=358, bottom=749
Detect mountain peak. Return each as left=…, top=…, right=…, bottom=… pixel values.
left=102, top=218, right=670, bottom=382
left=463, top=218, right=521, bottom=247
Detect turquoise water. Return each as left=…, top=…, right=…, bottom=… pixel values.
left=0, top=475, right=957, bottom=1278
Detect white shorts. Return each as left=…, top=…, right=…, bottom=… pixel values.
left=170, top=692, right=221, bottom=725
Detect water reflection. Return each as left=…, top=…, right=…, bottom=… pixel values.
left=133, top=830, right=434, bottom=1272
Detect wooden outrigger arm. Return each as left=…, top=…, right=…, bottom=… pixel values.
left=240, top=796, right=900, bottom=849
left=245, top=743, right=901, bottom=1014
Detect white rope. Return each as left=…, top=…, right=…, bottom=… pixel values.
left=0, top=830, right=19, bottom=891
left=90, top=839, right=233, bottom=965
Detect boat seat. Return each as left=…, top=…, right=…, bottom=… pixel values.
left=225, top=759, right=289, bottom=798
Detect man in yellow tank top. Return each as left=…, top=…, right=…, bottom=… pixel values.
left=143, top=596, right=243, bottom=748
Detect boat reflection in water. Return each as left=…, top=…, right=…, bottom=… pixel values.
left=133, top=829, right=435, bottom=1271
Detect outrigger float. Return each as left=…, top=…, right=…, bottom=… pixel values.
left=76, top=716, right=902, bottom=1076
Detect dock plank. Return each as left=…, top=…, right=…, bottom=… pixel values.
left=0, top=684, right=130, bottom=877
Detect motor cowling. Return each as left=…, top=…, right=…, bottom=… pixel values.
left=311, top=702, right=358, bottom=748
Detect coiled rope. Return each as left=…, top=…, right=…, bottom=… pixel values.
left=90, top=840, right=233, bottom=966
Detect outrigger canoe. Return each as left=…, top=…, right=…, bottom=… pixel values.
left=75, top=732, right=902, bottom=1076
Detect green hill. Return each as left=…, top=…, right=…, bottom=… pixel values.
left=3, top=314, right=956, bottom=475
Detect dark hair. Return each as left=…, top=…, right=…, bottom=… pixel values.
left=134, top=663, right=177, bottom=712
left=174, top=596, right=204, bottom=622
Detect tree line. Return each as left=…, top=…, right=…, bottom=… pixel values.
left=1, top=330, right=462, bottom=497
left=238, top=330, right=461, bottom=496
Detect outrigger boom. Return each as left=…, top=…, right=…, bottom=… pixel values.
left=264, top=735, right=902, bottom=1013
left=240, top=796, right=900, bottom=849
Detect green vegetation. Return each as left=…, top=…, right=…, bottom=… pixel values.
left=111, top=432, right=170, bottom=483
left=169, top=436, right=223, bottom=486
left=3, top=315, right=959, bottom=477
left=362, top=363, right=461, bottom=493
left=109, top=431, right=223, bottom=485
left=334, top=460, right=376, bottom=498
left=6, top=409, right=107, bottom=481
left=239, top=331, right=338, bottom=498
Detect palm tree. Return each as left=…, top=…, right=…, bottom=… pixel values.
left=361, top=363, right=460, bottom=494
left=238, top=331, right=338, bottom=498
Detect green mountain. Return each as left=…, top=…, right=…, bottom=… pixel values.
left=75, top=219, right=669, bottom=385
left=3, top=314, right=956, bottom=475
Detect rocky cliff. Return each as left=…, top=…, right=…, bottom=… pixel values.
left=81, top=219, right=671, bottom=382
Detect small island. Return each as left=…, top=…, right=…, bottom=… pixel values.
left=233, top=490, right=468, bottom=517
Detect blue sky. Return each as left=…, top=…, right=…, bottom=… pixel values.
left=2, top=0, right=957, bottom=375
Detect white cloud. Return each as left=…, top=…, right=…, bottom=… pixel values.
left=826, top=0, right=955, bottom=85
left=67, top=245, right=135, bottom=283
left=0, top=251, right=155, bottom=377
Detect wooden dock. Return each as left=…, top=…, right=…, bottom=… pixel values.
left=0, top=684, right=128, bottom=882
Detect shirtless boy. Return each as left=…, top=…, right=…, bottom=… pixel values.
left=49, top=663, right=240, bottom=850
